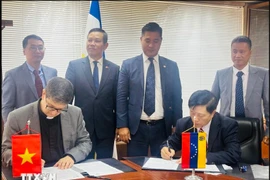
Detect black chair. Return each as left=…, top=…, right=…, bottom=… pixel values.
left=232, top=117, right=263, bottom=164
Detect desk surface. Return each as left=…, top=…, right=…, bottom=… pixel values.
left=83, top=159, right=242, bottom=180
left=2, top=157, right=256, bottom=180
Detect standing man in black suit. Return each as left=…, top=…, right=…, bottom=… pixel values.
left=65, top=28, right=119, bottom=159
left=117, top=22, right=183, bottom=156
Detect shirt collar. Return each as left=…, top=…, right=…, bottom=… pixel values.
left=26, top=62, right=42, bottom=73
left=233, top=63, right=249, bottom=76
left=142, top=53, right=159, bottom=63
left=89, top=56, right=103, bottom=66
left=198, top=118, right=212, bottom=132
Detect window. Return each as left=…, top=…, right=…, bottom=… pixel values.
left=2, top=1, right=243, bottom=116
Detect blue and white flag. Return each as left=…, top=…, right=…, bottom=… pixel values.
left=82, top=1, right=102, bottom=57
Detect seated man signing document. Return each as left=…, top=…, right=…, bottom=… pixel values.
left=2, top=77, right=91, bottom=169
left=160, top=90, right=241, bottom=165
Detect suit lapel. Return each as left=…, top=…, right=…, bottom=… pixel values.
left=82, top=57, right=96, bottom=93
left=245, top=66, right=257, bottom=105
left=22, top=63, right=39, bottom=99
left=60, top=110, right=73, bottom=152
left=207, top=114, right=220, bottom=151
left=28, top=101, right=41, bottom=133
left=159, top=57, right=167, bottom=97
left=137, top=55, right=144, bottom=89
left=225, top=67, right=233, bottom=108
left=41, top=65, right=49, bottom=85
left=98, top=59, right=110, bottom=93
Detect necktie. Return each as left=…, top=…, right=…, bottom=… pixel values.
left=93, top=61, right=99, bottom=91
left=235, top=71, right=245, bottom=117
left=33, top=70, right=43, bottom=97
left=144, top=57, right=155, bottom=116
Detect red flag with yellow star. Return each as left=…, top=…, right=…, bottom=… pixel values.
left=12, top=134, right=41, bottom=177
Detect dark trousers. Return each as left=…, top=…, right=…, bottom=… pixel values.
left=87, top=130, right=114, bottom=159
left=127, top=120, right=167, bottom=157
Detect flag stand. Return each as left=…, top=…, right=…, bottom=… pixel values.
left=184, top=169, right=202, bottom=180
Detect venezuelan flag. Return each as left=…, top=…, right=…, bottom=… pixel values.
left=181, top=132, right=206, bottom=168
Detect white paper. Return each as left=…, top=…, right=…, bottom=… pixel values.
left=142, top=157, right=179, bottom=170
left=183, top=164, right=220, bottom=172
left=251, top=164, right=269, bottom=179
left=222, top=164, right=233, bottom=170
left=74, top=161, right=123, bottom=176
left=42, top=167, right=84, bottom=180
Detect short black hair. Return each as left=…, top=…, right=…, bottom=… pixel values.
left=141, top=22, right=162, bottom=38
left=22, top=34, right=44, bottom=49
left=88, top=28, right=108, bottom=44
left=231, top=35, right=252, bottom=50
left=188, top=90, right=218, bottom=114
left=45, top=77, right=74, bottom=104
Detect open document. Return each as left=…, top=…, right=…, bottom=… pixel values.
left=142, top=157, right=221, bottom=172
left=42, top=159, right=124, bottom=180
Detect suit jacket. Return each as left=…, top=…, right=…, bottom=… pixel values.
left=161, top=113, right=241, bottom=165
left=211, top=65, right=269, bottom=128
left=65, top=57, right=119, bottom=139
left=1, top=101, right=91, bottom=165
left=2, top=62, right=57, bottom=123
left=117, top=54, right=183, bottom=136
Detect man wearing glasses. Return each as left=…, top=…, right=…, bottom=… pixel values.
left=2, top=77, right=92, bottom=169
left=2, top=34, right=57, bottom=123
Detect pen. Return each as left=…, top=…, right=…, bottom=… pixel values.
left=167, top=140, right=173, bottom=160
left=88, top=175, right=111, bottom=180
left=81, top=172, right=111, bottom=180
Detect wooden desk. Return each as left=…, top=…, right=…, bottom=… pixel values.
left=84, top=159, right=243, bottom=180
left=2, top=158, right=251, bottom=180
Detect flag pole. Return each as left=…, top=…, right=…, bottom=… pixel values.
left=27, top=120, right=30, bottom=134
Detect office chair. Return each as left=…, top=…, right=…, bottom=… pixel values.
left=232, top=117, right=263, bottom=164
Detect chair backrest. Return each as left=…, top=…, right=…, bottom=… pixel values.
left=232, top=117, right=262, bottom=164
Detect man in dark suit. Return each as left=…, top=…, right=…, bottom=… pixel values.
left=160, top=90, right=241, bottom=165
left=117, top=22, right=182, bottom=157
left=65, top=28, right=119, bottom=159
left=2, top=34, right=57, bottom=123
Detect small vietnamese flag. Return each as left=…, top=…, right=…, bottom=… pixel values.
left=12, top=134, right=41, bottom=177
left=182, top=132, right=206, bottom=169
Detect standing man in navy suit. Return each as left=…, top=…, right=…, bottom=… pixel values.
left=2, top=34, right=57, bottom=123
left=65, top=28, right=119, bottom=159
left=117, top=22, right=183, bottom=156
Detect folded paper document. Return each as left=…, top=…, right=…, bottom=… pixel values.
left=42, top=159, right=126, bottom=180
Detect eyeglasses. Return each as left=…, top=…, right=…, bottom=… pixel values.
left=29, top=46, right=46, bottom=52
left=45, top=99, right=68, bottom=113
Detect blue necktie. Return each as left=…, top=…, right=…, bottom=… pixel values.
left=235, top=71, right=245, bottom=117
left=93, top=61, right=99, bottom=91
left=144, top=57, right=155, bottom=116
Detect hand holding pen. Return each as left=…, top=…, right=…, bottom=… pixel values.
left=161, top=140, right=175, bottom=160
left=167, top=140, right=173, bottom=160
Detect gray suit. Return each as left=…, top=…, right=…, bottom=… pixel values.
left=211, top=65, right=269, bottom=128
left=2, top=62, right=57, bottom=123
left=2, top=101, right=91, bottom=165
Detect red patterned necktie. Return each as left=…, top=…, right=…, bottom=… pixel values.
left=33, top=70, right=43, bottom=97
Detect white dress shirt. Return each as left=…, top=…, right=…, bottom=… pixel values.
left=140, top=53, right=164, bottom=121
left=230, top=64, right=249, bottom=117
